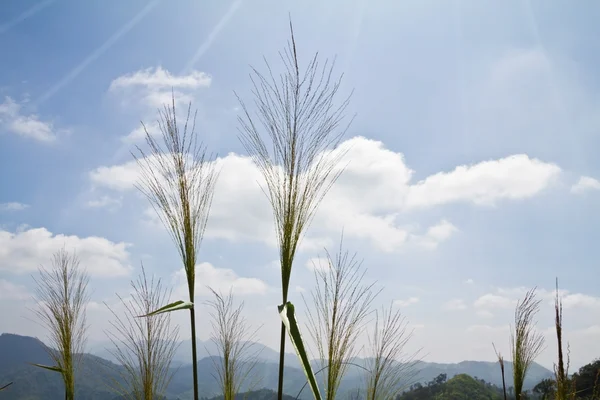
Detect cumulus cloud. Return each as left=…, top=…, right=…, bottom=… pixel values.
left=0, top=227, right=132, bottom=277
left=89, top=136, right=562, bottom=252
left=571, top=176, right=600, bottom=194
left=405, top=154, right=561, bottom=209
left=0, top=97, right=59, bottom=142
left=394, top=297, right=419, bottom=307
left=172, top=262, right=268, bottom=297
left=0, top=202, right=29, bottom=211
left=108, top=67, right=212, bottom=115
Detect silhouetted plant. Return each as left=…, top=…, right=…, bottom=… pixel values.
left=105, top=264, right=180, bottom=400
left=32, top=248, right=89, bottom=400
left=133, top=94, right=219, bottom=400
left=236, top=19, right=353, bottom=400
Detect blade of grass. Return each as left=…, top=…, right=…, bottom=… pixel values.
left=279, top=301, right=322, bottom=400
left=137, top=300, right=193, bottom=317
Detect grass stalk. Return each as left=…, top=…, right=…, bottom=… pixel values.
left=104, top=264, right=180, bottom=400
left=303, top=236, right=378, bottom=399
left=236, top=19, right=353, bottom=400
left=133, top=94, right=219, bottom=400
left=511, top=287, right=545, bottom=400
left=32, top=248, right=89, bottom=400
left=206, top=288, right=262, bottom=400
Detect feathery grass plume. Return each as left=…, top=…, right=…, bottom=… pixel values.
left=553, top=278, right=574, bottom=400
left=206, top=288, right=263, bottom=400
left=104, top=264, right=180, bottom=400
left=364, top=303, right=421, bottom=400
left=132, top=94, right=219, bottom=400
left=303, top=237, right=378, bottom=400
left=236, top=19, right=353, bottom=400
left=511, top=287, right=545, bottom=400
left=32, top=248, right=89, bottom=400
left=493, top=343, right=508, bottom=400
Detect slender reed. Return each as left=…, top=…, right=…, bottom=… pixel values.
left=364, top=303, right=420, bottom=400
left=105, top=264, right=180, bottom=400
left=133, top=94, right=219, bottom=400
left=493, top=343, right=508, bottom=400
left=303, top=237, right=378, bottom=399
left=206, top=288, right=262, bottom=400
left=32, top=248, right=89, bottom=400
left=236, top=20, right=353, bottom=400
left=511, top=287, right=545, bottom=400
left=554, top=278, right=573, bottom=400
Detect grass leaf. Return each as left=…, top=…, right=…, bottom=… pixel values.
left=0, top=382, right=13, bottom=391
left=31, top=363, right=64, bottom=373
left=137, top=300, right=193, bottom=317
left=278, top=301, right=322, bottom=400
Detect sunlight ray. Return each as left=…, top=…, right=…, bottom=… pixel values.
left=34, top=0, right=161, bottom=106
left=182, top=0, right=242, bottom=73
left=0, top=0, right=55, bottom=35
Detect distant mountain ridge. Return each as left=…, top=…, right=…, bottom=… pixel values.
left=1, top=333, right=554, bottom=399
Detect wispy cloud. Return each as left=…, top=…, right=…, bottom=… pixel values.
left=0, top=97, right=58, bottom=142
left=394, top=297, right=419, bottom=307
left=571, top=176, right=600, bottom=195
left=110, top=67, right=211, bottom=91
left=0, top=202, right=29, bottom=212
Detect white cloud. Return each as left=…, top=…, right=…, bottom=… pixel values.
left=85, top=195, right=122, bottom=211
left=443, top=299, right=467, bottom=311
left=394, top=297, right=419, bottom=307
left=295, top=285, right=306, bottom=293
left=109, top=66, right=211, bottom=91
left=0, top=227, right=132, bottom=277
left=0, top=202, right=29, bottom=211
left=121, top=121, right=160, bottom=143
left=172, top=262, right=268, bottom=297
left=571, top=176, right=600, bottom=194
left=89, top=136, right=562, bottom=252
left=464, top=279, right=474, bottom=285
left=108, top=67, right=211, bottom=115
left=0, top=279, right=31, bottom=300
left=404, top=154, right=561, bottom=209
left=473, top=293, right=516, bottom=309
left=0, top=96, right=58, bottom=142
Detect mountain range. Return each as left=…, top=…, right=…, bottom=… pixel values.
left=0, top=333, right=553, bottom=399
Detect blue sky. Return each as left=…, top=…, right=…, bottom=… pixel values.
left=1, top=0, right=600, bottom=371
